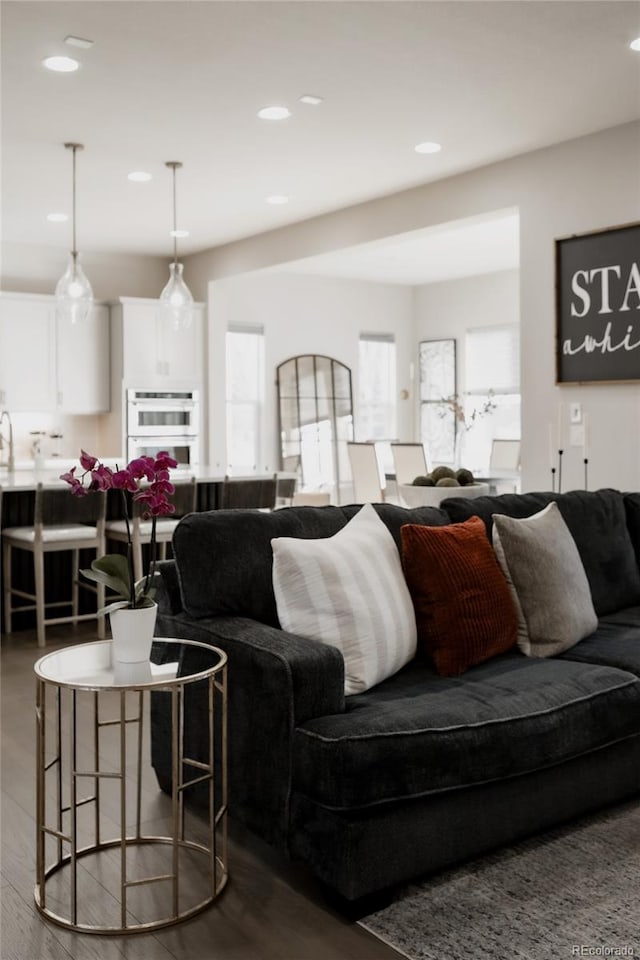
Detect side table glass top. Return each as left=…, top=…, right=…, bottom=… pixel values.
left=34, top=637, right=225, bottom=690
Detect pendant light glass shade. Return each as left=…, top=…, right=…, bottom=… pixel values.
left=160, top=161, right=193, bottom=330
left=55, top=143, right=94, bottom=324
left=159, top=261, right=194, bottom=330
left=55, top=253, right=93, bottom=324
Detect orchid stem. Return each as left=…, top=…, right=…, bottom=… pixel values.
left=121, top=490, right=136, bottom=607
left=145, top=516, right=157, bottom=598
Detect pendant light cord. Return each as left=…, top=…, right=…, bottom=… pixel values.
left=64, top=142, right=84, bottom=265
left=172, top=164, right=178, bottom=264
left=166, top=161, right=183, bottom=264
left=72, top=145, right=77, bottom=261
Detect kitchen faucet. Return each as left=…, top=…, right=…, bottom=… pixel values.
left=0, top=409, right=15, bottom=471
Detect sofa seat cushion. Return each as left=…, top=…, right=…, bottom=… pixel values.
left=558, top=608, right=640, bottom=676
left=442, top=489, right=640, bottom=617
left=292, top=653, right=640, bottom=810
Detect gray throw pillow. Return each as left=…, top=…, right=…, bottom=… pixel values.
left=492, top=502, right=597, bottom=657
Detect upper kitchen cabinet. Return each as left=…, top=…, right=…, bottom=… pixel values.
left=56, top=303, right=110, bottom=412
left=0, top=292, right=110, bottom=413
left=111, top=297, right=205, bottom=387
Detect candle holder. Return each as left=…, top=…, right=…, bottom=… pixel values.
left=584, top=458, right=589, bottom=491
left=557, top=449, right=564, bottom=494
left=551, top=466, right=556, bottom=493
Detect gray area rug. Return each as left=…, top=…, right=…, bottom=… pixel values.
left=360, top=801, right=640, bottom=960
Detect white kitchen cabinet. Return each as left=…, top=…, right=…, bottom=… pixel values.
left=0, top=294, right=55, bottom=411
left=56, top=303, right=110, bottom=412
left=113, top=297, right=204, bottom=387
left=0, top=292, right=110, bottom=413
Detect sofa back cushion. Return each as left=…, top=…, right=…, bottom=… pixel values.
left=173, top=502, right=450, bottom=624
left=624, top=494, right=640, bottom=571
left=442, top=489, right=640, bottom=617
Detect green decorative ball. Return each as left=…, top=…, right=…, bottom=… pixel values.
left=435, top=477, right=460, bottom=487
left=412, top=474, right=434, bottom=486
left=430, top=465, right=456, bottom=483
left=455, top=468, right=475, bottom=487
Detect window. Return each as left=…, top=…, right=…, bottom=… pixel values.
left=463, top=324, right=520, bottom=473
left=226, top=324, right=265, bottom=473
left=358, top=334, right=396, bottom=441
left=419, top=338, right=457, bottom=464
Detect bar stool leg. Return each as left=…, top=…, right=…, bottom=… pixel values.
left=71, top=549, right=79, bottom=625
left=34, top=546, right=46, bottom=648
left=2, top=539, right=12, bottom=634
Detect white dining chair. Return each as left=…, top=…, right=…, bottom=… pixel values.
left=489, top=439, right=521, bottom=493
left=391, top=443, right=429, bottom=486
left=347, top=442, right=385, bottom=503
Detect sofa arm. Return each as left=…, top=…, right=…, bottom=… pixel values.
left=152, top=560, right=183, bottom=617
left=151, top=612, right=345, bottom=850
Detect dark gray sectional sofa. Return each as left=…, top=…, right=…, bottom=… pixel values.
left=151, top=488, right=640, bottom=901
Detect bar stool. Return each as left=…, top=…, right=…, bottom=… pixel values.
left=2, top=483, right=106, bottom=648
left=105, top=477, right=197, bottom=582
left=219, top=475, right=277, bottom=510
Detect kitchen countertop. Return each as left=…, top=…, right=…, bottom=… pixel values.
left=0, top=464, right=291, bottom=492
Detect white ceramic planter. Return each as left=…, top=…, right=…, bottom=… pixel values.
left=399, top=482, right=490, bottom=508
left=109, top=602, right=158, bottom=663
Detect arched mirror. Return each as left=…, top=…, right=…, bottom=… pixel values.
left=277, top=354, right=354, bottom=501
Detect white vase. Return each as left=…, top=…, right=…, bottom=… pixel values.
left=109, top=603, right=157, bottom=663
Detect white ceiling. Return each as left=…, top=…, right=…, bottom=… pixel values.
left=276, top=209, right=520, bottom=285
left=2, top=1, right=639, bottom=259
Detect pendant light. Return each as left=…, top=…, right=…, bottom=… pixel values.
left=159, top=161, right=193, bottom=330
left=55, top=143, right=94, bottom=324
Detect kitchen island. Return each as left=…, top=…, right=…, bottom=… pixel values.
left=0, top=465, right=290, bottom=634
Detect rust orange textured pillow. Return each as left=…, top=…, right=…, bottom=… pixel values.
left=401, top=516, right=517, bottom=676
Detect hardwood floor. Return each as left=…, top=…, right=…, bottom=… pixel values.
left=1, top=626, right=404, bottom=960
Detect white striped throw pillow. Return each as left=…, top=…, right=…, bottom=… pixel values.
left=271, top=503, right=417, bottom=695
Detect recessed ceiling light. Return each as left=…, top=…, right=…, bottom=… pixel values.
left=64, top=35, right=94, bottom=49
left=265, top=195, right=289, bottom=205
left=414, top=141, right=442, bottom=155
left=631, top=37, right=640, bottom=51
left=170, top=229, right=190, bottom=238
left=257, top=106, right=291, bottom=120
left=298, top=94, right=323, bottom=105
left=128, top=171, right=152, bottom=182
left=42, top=55, right=79, bottom=73
left=47, top=212, right=68, bottom=222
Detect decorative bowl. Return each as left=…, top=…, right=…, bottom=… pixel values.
left=399, top=482, right=490, bottom=508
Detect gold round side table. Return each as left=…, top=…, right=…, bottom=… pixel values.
left=34, top=637, right=227, bottom=934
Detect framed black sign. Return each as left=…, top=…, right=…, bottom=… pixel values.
left=556, top=222, right=640, bottom=383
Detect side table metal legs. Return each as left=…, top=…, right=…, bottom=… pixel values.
left=34, top=663, right=227, bottom=934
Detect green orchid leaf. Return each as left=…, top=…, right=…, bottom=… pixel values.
left=98, top=599, right=130, bottom=616
left=80, top=554, right=132, bottom=600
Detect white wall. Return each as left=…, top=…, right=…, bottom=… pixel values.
left=207, top=271, right=414, bottom=472
left=413, top=269, right=519, bottom=387
left=1, top=243, right=167, bottom=301
left=188, top=121, right=640, bottom=493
